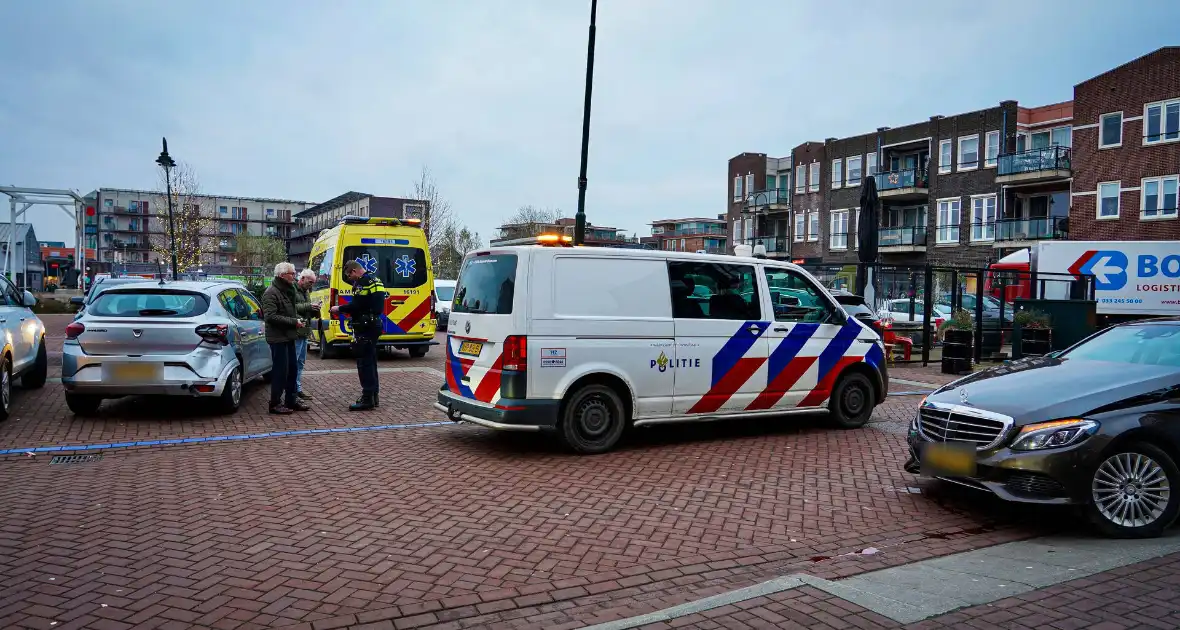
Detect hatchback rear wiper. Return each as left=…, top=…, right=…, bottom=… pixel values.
left=138, top=308, right=178, bottom=316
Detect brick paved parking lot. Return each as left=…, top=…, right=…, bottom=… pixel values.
left=0, top=318, right=1145, bottom=629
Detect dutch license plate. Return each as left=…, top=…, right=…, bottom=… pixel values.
left=108, top=363, right=160, bottom=381
left=920, top=442, right=977, bottom=477
left=458, top=340, right=483, bottom=357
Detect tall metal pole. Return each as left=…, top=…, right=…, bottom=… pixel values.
left=573, top=0, right=597, bottom=246
left=156, top=137, right=179, bottom=279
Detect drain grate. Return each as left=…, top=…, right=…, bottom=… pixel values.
left=49, top=453, right=103, bottom=465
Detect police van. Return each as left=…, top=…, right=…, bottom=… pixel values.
left=307, top=216, right=438, bottom=358
left=435, top=242, right=888, bottom=453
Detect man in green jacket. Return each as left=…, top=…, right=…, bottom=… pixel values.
left=262, top=262, right=310, bottom=414
left=294, top=268, right=320, bottom=400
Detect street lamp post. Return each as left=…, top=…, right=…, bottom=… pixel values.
left=155, top=137, right=180, bottom=280
left=572, top=0, right=597, bottom=246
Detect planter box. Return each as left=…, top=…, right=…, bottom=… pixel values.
left=941, top=329, right=973, bottom=374
left=1017, top=326, right=1053, bottom=358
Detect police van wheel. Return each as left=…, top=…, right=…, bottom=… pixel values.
left=829, top=372, right=874, bottom=429
left=409, top=346, right=429, bottom=359
left=559, top=384, right=626, bottom=455
left=318, top=332, right=337, bottom=360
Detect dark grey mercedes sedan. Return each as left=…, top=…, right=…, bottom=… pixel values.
left=904, top=318, right=1180, bottom=538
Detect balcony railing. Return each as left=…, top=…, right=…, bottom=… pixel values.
left=878, top=226, right=928, bottom=247
left=657, top=227, right=727, bottom=237
left=997, top=146, right=1071, bottom=177
left=743, top=236, right=789, bottom=254
left=995, top=217, right=1067, bottom=242
left=744, top=189, right=791, bottom=211
left=875, top=168, right=928, bottom=191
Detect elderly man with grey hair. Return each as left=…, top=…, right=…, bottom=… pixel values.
left=261, top=261, right=309, bottom=414
left=293, top=268, right=321, bottom=398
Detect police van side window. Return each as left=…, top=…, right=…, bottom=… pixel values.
left=667, top=261, right=761, bottom=320
left=453, top=254, right=517, bottom=315
left=763, top=268, right=834, bottom=323
left=311, top=249, right=333, bottom=291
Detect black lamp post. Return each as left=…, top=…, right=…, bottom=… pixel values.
left=572, top=0, right=597, bottom=246
left=155, top=137, right=179, bottom=279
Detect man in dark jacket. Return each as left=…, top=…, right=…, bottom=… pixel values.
left=330, top=260, right=386, bottom=411
left=262, top=262, right=310, bottom=414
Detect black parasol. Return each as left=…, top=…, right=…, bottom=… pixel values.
left=855, top=174, right=880, bottom=295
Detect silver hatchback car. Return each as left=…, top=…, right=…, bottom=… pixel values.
left=61, top=280, right=272, bottom=415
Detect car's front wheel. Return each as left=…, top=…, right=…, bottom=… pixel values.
left=0, top=355, right=11, bottom=422
left=558, top=384, right=627, bottom=455
left=829, top=371, right=875, bottom=429
left=1087, top=442, right=1180, bottom=538
left=21, top=338, right=48, bottom=389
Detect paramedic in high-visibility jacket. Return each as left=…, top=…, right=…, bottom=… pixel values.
left=330, top=260, right=387, bottom=411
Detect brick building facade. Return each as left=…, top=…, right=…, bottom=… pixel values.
left=1070, top=47, right=1180, bottom=241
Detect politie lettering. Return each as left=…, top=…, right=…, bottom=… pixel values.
left=1138, top=254, right=1180, bottom=279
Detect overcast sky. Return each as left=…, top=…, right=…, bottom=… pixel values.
left=2, top=0, right=1178, bottom=247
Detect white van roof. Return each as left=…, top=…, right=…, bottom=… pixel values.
left=471, top=245, right=808, bottom=273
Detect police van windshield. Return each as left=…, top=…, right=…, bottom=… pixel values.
left=453, top=254, right=516, bottom=315
left=342, top=246, right=427, bottom=289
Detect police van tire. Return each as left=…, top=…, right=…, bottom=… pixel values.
left=318, top=332, right=337, bottom=360
left=829, top=371, right=874, bottom=429
left=409, top=346, right=429, bottom=358
left=558, top=384, right=626, bottom=455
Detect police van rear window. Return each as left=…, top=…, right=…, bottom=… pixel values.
left=453, top=254, right=516, bottom=315
left=342, top=246, right=427, bottom=289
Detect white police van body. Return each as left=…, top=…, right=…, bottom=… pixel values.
left=436, top=245, right=888, bottom=453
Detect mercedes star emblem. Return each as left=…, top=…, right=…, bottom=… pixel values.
left=958, top=388, right=969, bottom=403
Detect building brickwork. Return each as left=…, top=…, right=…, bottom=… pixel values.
left=1070, top=47, right=1180, bottom=242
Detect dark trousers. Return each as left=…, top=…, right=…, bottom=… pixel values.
left=353, top=336, right=379, bottom=396
left=269, top=341, right=298, bottom=406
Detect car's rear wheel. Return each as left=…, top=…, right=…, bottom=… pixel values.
left=319, top=332, right=337, bottom=360
left=65, top=393, right=103, bottom=416
left=829, top=371, right=874, bottom=429
left=558, top=384, right=627, bottom=455
left=1087, top=442, right=1180, bottom=538
left=21, top=338, right=48, bottom=389
left=218, top=365, right=243, bottom=413
left=409, top=346, right=429, bottom=359
left=0, top=355, right=11, bottom=422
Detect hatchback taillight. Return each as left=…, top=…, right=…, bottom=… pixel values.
left=196, top=324, right=230, bottom=345
left=503, top=335, right=527, bottom=371
left=65, top=322, right=85, bottom=340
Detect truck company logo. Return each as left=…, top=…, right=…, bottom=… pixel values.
left=1068, top=250, right=1129, bottom=291
left=651, top=351, right=700, bottom=372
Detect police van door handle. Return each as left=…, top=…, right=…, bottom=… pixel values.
left=747, top=324, right=762, bottom=335
left=773, top=326, right=790, bottom=332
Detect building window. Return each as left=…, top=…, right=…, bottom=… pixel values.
left=866, top=153, right=877, bottom=177
left=830, top=210, right=849, bottom=250
left=846, top=156, right=862, bottom=186
left=1144, top=99, right=1180, bottom=145
left=807, top=211, right=819, bottom=242
left=831, top=159, right=843, bottom=189
left=794, top=165, right=805, bottom=194
left=938, top=140, right=952, bottom=174
left=744, top=174, right=754, bottom=197
left=1141, top=176, right=1178, bottom=219
left=733, top=175, right=743, bottom=201
left=936, top=198, right=961, bottom=244
left=957, top=135, right=980, bottom=171
left=219, top=206, right=228, bottom=215
left=984, top=131, right=1000, bottom=167
left=808, top=163, right=820, bottom=192
left=970, top=195, right=996, bottom=241
left=1050, top=126, right=1072, bottom=148
left=1098, top=182, right=1121, bottom=219
left=794, top=211, right=805, bottom=242
left=1100, top=112, right=1123, bottom=148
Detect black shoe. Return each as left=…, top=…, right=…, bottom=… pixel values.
left=269, top=404, right=294, bottom=415
left=288, top=401, right=311, bottom=412
left=349, top=395, right=375, bottom=412
left=297, top=391, right=312, bottom=400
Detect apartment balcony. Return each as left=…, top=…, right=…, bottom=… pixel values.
left=661, top=227, right=728, bottom=237
left=874, top=168, right=929, bottom=201
left=996, top=147, right=1072, bottom=185
left=878, top=226, right=927, bottom=253
left=742, top=236, right=790, bottom=256
left=744, top=189, right=791, bottom=213
left=103, top=206, right=146, bottom=216
left=994, top=217, right=1067, bottom=248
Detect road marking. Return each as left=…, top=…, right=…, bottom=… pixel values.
left=581, top=530, right=1180, bottom=628
left=0, top=421, right=452, bottom=456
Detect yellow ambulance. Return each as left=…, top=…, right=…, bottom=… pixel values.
left=307, top=216, right=438, bottom=358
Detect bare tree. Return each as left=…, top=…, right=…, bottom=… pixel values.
left=505, top=205, right=563, bottom=226
left=235, top=235, right=288, bottom=273
left=432, top=224, right=484, bottom=279
left=410, top=165, right=454, bottom=261
left=148, top=162, right=215, bottom=274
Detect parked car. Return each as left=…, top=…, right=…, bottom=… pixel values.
left=905, top=317, right=1180, bottom=538
left=0, top=276, right=49, bottom=421
left=436, top=244, right=888, bottom=454
left=70, top=277, right=155, bottom=319
left=937, top=293, right=1014, bottom=327
left=61, top=281, right=272, bottom=415
left=434, top=279, right=456, bottom=330
left=878, top=298, right=951, bottom=328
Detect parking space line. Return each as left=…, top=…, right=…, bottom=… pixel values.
left=0, top=421, right=453, bottom=456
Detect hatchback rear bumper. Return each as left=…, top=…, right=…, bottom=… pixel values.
left=61, top=355, right=239, bottom=397
left=436, top=388, right=560, bottom=430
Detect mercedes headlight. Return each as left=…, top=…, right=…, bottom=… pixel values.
left=1010, top=419, right=1098, bottom=451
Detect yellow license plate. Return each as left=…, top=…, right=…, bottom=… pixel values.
left=109, top=364, right=160, bottom=381
left=458, top=340, right=483, bottom=357
left=921, top=442, right=977, bottom=477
